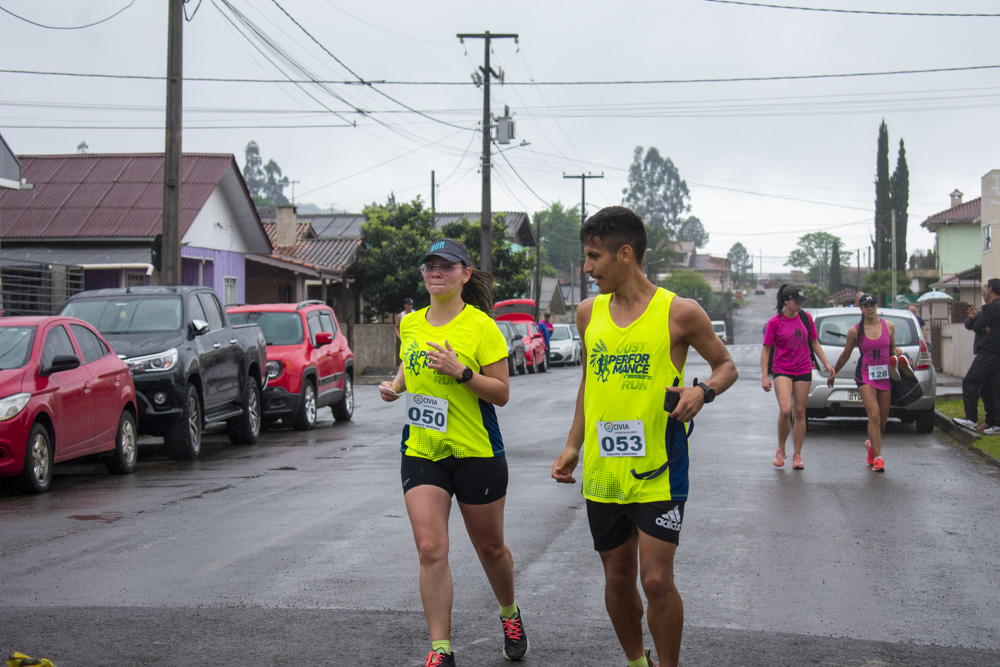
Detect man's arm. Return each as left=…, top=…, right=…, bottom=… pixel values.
left=666, top=297, right=738, bottom=422
left=552, top=299, right=594, bottom=484
left=973, top=302, right=997, bottom=333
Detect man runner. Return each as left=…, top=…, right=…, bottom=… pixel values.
left=551, top=206, right=738, bottom=667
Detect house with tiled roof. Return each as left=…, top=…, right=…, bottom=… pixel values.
left=920, top=189, right=981, bottom=280
left=0, top=152, right=272, bottom=314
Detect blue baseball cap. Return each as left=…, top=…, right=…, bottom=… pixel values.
left=858, top=293, right=877, bottom=305
left=420, top=239, right=470, bottom=266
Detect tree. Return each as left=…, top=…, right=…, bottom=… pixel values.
left=661, top=270, right=716, bottom=311
left=891, top=138, right=910, bottom=272
left=829, top=239, right=843, bottom=293
left=354, top=197, right=438, bottom=319
left=803, top=285, right=829, bottom=306
left=441, top=215, right=533, bottom=302
left=242, top=141, right=290, bottom=205
left=622, top=146, right=691, bottom=279
left=874, top=120, right=892, bottom=272
left=534, top=202, right=581, bottom=278
left=727, top=242, right=754, bottom=290
left=861, top=270, right=913, bottom=304
left=677, top=215, right=709, bottom=250
left=786, top=231, right=848, bottom=286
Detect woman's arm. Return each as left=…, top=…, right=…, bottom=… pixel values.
left=425, top=340, right=510, bottom=406
left=888, top=320, right=901, bottom=356
left=379, top=362, right=406, bottom=402
left=828, top=328, right=857, bottom=387
left=810, top=338, right=836, bottom=377
left=760, top=345, right=773, bottom=392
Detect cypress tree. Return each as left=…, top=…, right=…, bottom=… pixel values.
left=829, top=239, right=842, bottom=293
left=891, top=139, right=910, bottom=272
left=874, top=120, right=892, bottom=273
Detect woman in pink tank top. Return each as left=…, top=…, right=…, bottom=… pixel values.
left=827, top=293, right=901, bottom=473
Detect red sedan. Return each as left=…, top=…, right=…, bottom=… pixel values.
left=0, top=316, right=138, bottom=493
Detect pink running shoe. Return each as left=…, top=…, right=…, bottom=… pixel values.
left=792, top=454, right=804, bottom=470
left=898, top=355, right=917, bottom=379
left=865, top=440, right=875, bottom=466
left=773, top=449, right=785, bottom=467
left=872, top=456, right=885, bottom=473
left=888, top=356, right=900, bottom=382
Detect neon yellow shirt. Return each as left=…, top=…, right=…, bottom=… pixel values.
left=582, top=288, right=690, bottom=503
left=399, top=305, right=508, bottom=460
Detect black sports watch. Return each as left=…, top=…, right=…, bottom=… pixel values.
left=456, top=366, right=474, bottom=384
left=697, top=382, right=715, bottom=404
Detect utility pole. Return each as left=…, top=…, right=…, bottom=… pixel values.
left=891, top=209, right=898, bottom=307
left=456, top=31, right=518, bottom=275
left=430, top=170, right=435, bottom=227
left=290, top=180, right=300, bottom=204
left=563, top=173, right=603, bottom=303
left=534, top=213, right=541, bottom=320
left=161, top=0, right=183, bottom=286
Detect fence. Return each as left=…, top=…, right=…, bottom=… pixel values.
left=0, top=260, right=85, bottom=316
left=352, top=323, right=399, bottom=376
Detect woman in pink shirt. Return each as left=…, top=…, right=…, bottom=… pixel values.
left=761, top=285, right=836, bottom=469
left=827, top=293, right=901, bottom=473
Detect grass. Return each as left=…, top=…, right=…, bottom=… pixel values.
left=935, top=398, right=1000, bottom=462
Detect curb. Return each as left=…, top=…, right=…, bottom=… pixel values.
left=933, top=409, right=1000, bottom=468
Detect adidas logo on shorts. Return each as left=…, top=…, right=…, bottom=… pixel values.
left=655, top=507, right=682, bottom=532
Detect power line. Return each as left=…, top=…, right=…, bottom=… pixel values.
left=0, top=0, right=136, bottom=29
left=702, top=0, right=1000, bottom=18
left=493, top=141, right=549, bottom=206
left=4, top=62, right=1000, bottom=85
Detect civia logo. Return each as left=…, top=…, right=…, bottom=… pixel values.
left=602, top=422, right=615, bottom=433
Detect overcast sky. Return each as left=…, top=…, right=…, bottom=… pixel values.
left=3, top=0, right=999, bottom=274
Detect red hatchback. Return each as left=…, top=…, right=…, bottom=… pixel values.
left=494, top=299, right=549, bottom=374
left=227, top=301, right=354, bottom=429
left=0, top=316, right=138, bottom=493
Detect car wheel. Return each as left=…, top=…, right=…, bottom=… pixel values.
left=106, top=410, right=138, bottom=474
left=333, top=372, right=354, bottom=421
left=915, top=409, right=934, bottom=433
left=507, top=354, right=516, bottom=377
left=293, top=379, right=318, bottom=431
left=527, top=351, right=536, bottom=374
left=538, top=353, right=548, bottom=373
left=518, top=353, right=527, bottom=375
left=228, top=375, right=262, bottom=445
left=165, top=384, right=202, bottom=460
left=20, top=423, right=53, bottom=494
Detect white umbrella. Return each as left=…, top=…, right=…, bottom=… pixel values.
left=917, top=290, right=953, bottom=302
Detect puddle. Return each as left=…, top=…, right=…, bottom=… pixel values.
left=68, top=512, right=124, bottom=524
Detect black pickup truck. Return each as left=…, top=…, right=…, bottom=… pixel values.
left=60, top=286, right=266, bottom=460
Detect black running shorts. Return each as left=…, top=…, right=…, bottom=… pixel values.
left=400, top=453, right=507, bottom=505
left=586, top=499, right=685, bottom=551
left=771, top=371, right=812, bottom=383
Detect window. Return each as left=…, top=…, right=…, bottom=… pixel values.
left=319, top=310, right=337, bottom=336
left=984, top=223, right=993, bottom=252
left=306, top=312, right=323, bottom=345
left=69, top=324, right=109, bottom=363
left=197, top=293, right=225, bottom=331
left=224, top=276, right=238, bottom=305
left=41, top=325, right=75, bottom=368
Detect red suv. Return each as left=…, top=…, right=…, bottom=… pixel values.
left=227, top=301, right=354, bottom=429
left=0, top=316, right=138, bottom=493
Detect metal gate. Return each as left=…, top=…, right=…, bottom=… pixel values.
left=930, top=318, right=943, bottom=372
left=0, top=259, right=85, bottom=316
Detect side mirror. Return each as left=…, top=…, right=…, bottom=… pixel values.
left=190, top=319, right=210, bottom=336
left=315, top=331, right=333, bottom=345
left=43, top=353, right=81, bottom=375
left=532, top=333, right=542, bottom=339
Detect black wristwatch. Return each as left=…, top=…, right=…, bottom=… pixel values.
left=456, top=366, right=474, bottom=384
left=697, top=382, right=715, bottom=404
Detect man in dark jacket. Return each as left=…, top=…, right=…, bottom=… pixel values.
left=955, top=278, right=1000, bottom=433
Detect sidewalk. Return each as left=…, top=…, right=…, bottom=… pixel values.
left=931, top=368, right=1000, bottom=467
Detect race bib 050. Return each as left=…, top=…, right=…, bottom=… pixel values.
left=405, top=393, right=449, bottom=433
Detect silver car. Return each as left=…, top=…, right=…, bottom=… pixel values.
left=804, top=307, right=937, bottom=433
left=549, top=323, right=583, bottom=366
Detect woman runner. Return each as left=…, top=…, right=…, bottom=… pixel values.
left=379, top=239, right=528, bottom=666
left=828, top=293, right=902, bottom=473
left=761, top=285, right=835, bottom=469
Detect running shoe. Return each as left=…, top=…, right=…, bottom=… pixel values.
left=898, top=355, right=917, bottom=379
left=985, top=425, right=1000, bottom=436
left=888, top=356, right=900, bottom=382
left=865, top=440, right=875, bottom=466
left=641, top=648, right=659, bottom=667
left=872, top=456, right=885, bottom=473
left=501, top=608, right=529, bottom=661
left=953, top=417, right=978, bottom=431
left=792, top=453, right=804, bottom=470
left=425, top=649, right=456, bottom=667
left=773, top=449, right=785, bottom=467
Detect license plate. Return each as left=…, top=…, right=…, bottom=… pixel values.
left=848, top=391, right=862, bottom=402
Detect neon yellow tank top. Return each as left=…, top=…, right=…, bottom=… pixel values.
left=582, top=288, right=690, bottom=503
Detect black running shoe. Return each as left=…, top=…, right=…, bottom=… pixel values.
left=425, top=649, right=456, bottom=667
left=501, top=608, right=529, bottom=661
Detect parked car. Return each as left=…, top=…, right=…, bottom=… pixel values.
left=495, top=320, right=527, bottom=375
left=61, top=287, right=266, bottom=460
left=494, top=299, right=548, bottom=373
left=226, top=301, right=354, bottom=429
left=805, top=307, right=937, bottom=432
left=755, top=285, right=766, bottom=295
left=549, top=323, right=583, bottom=366
left=711, top=320, right=727, bottom=342
left=0, top=316, right=138, bottom=493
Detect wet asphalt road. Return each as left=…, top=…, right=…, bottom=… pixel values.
left=2, top=292, right=1000, bottom=666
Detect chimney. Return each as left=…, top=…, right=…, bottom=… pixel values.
left=950, top=189, right=963, bottom=209
left=275, top=204, right=298, bottom=247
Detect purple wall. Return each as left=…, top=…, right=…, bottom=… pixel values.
left=181, top=247, right=245, bottom=303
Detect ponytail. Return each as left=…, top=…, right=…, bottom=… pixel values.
left=775, top=284, right=788, bottom=314
left=462, top=267, right=495, bottom=316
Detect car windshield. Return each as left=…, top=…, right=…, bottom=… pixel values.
left=229, top=311, right=304, bottom=345
left=63, top=296, right=183, bottom=333
left=511, top=323, right=531, bottom=337
left=550, top=325, right=572, bottom=341
left=814, top=313, right=920, bottom=348
left=713, top=323, right=726, bottom=334
left=0, top=326, right=36, bottom=370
